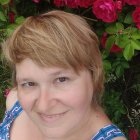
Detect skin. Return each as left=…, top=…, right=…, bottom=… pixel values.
left=15, top=58, right=96, bottom=139
left=7, top=58, right=126, bottom=140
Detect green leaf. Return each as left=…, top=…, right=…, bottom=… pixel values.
left=131, top=30, right=140, bottom=40
left=114, top=111, right=121, bottom=120
left=116, top=22, right=124, bottom=31
left=115, top=34, right=129, bottom=48
left=112, top=61, right=120, bottom=68
left=105, top=24, right=118, bottom=34
left=15, top=16, right=25, bottom=25
left=131, top=40, right=140, bottom=50
left=121, top=61, right=130, bottom=69
left=123, top=44, right=134, bottom=60
left=124, top=12, right=133, bottom=24
left=0, top=21, right=5, bottom=27
left=118, top=12, right=125, bottom=23
left=105, top=35, right=116, bottom=51
left=115, top=65, right=124, bottom=77
left=0, top=11, right=6, bottom=21
left=124, top=27, right=137, bottom=34
left=102, top=51, right=109, bottom=59
left=120, top=107, right=126, bottom=114
left=103, top=60, right=112, bottom=72
left=0, top=0, right=10, bottom=5
left=6, top=24, right=18, bottom=36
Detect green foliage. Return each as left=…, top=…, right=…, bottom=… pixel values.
left=0, top=11, right=7, bottom=21
left=123, top=42, right=134, bottom=60
left=0, top=1, right=25, bottom=43
left=0, top=0, right=140, bottom=138
left=115, top=34, right=129, bottom=48
left=0, top=62, right=12, bottom=121
left=0, top=0, right=9, bottom=5
left=105, top=35, right=116, bottom=51
left=102, top=89, right=126, bottom=127
left=105, top=24, right=140, bottom=60
left=124, top=12, right=133, bottom=24
left=105, top=22, right=124, bottom=34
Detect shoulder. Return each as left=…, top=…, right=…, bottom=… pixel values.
left=6, top=88, right=18, bottom=111
left=113, top=137, right=127, bottom=140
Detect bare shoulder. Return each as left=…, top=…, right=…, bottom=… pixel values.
left=6, top=88, right=18, bottom=111
left=113, top=137, right=127, bottom=140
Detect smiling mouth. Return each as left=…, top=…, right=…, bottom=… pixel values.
left=39, top=111, right=68, bottom=123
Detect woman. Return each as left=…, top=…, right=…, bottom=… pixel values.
left=0, top=10, right=126, bottom=140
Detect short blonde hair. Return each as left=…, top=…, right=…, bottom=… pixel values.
left=2, top=10, right=104, bottom=103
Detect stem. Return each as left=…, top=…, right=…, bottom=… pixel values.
left=82, top=16, right=98, bottom=22
left=81, top=7, right=92, bottom=16
left=123, top=70, right=133, bottom=95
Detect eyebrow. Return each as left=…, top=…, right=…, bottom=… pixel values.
left=16, top=78, right=34, bottom=83
left=16, top=69, right=73, bottom=83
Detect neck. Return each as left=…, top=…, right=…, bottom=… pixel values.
left=42, top=107, right=98, bottom=140
left=42, top=106, right=111, bottom=140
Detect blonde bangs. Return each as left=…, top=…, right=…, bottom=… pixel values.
left=3, top=11, right=99, bottom=70
left=2, top=10, right=104, bottom=102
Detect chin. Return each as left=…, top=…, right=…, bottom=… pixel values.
left=41, top=127, right=70, bottom=139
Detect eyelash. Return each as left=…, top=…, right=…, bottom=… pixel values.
left=19, top=76, right=70, bottom=87
left=21, top=82, right=37, bottom=87
left=55, top=76, right=69, bottom=83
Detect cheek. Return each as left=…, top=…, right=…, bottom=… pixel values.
left=75, top=80, right=93, bottom=106
left=17, top=90, right=35, bottom=112
left=64, top=85, right=93, bottom=111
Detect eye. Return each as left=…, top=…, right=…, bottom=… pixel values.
left=56, top=77, right=69, bottom=83
left=21, top=82, right=37, bottom=87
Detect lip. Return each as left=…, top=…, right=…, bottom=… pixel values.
left=39, top=111, right=68, bottom=123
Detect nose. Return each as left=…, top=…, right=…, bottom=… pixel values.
left=35, top=87, right=58, bottom=112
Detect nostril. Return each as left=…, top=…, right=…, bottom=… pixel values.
left=35, top=93, right=59, bottom=112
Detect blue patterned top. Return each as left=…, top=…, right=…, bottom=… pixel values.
left=0, top=101, right=22, bottom=140
left=0, top=101, right=125, bottom=140
left=91, top=124, right=125, bottom=140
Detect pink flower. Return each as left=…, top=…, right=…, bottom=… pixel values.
left=101, top=32, right=123, bottom=53
left=132, top=7, right=140, bottom=29
left=110, top=44, right=123, bottom=52
left=4, top=89, right=11, bottom=97
left=132, top=7, right=140, bottom=23
left=115, top=0, right=124, bottom=13
left=54, top=0, right=93, bottom=8
left=124, top=0, right=140, bottom=6
left=101, top=32, right=108, bottom=47
left=92, top=0, right=117, bottom=23
left=78, top=0, right=93, bottom=8
left=32, top=0, right=41, bottom=3
left=54, top=0, right=79, bottom=8
left=136, top=22, right=140, bottom=29
left=8, top=12, right=15, bottom=23
left=64, top=0, right=79, bottom=8
left=54, top=0, right=65, bottom=7
left=128, top=128, right=139, bottom=140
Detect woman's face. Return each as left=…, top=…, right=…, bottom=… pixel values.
left=16, top=58, right=94, bottom=139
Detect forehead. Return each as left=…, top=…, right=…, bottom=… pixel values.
left=15, top=58, right=79, bottom=80
left=16, top=56, right=83, bottom=71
